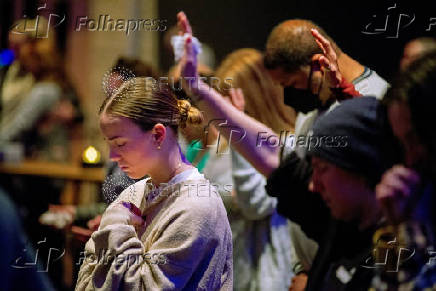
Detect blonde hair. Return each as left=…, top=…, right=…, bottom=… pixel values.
left=216, top=48, right=296, bottom=133
left=100, top=77, right=203, bottom=132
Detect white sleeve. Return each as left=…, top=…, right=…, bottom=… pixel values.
left=231, top=149, right=277, bottom=220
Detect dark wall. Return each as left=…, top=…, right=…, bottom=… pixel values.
left=0, top=0, right=13, bottom=49
left=159, top=0, right=436, bottom=81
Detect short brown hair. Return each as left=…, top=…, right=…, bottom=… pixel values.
left=264, top=19, right=341, bottom=73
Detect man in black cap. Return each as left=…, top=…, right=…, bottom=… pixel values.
left=267, top=96, right=402, bottom=290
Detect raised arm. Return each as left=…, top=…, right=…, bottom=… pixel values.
left=311, top=28, right=361, bottom=100
left=177, top=12, right=280, bottom=177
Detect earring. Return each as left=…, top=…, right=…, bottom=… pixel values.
left=157, top=145, right=161, bottom=150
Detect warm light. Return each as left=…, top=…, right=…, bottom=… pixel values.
left=82, top=146, right=101, bottom=164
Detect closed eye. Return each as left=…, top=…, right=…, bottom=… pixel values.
left=108, top=138, right=127, bottom=148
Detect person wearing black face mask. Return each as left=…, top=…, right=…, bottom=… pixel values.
left=282, top=45, right=362, bottom=114
left=280, top=29, right=361, bottom=162
left=270, top=30, right=363, bottom=291
left=283, top=62, right=324, bottom=114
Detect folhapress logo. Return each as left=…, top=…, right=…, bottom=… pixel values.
left=75, top=15, right=167, bottom=35
left=10, top=3, right=65, bottom=39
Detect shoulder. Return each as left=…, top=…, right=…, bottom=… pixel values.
left=113, top=178, right=150, bottom=208
left=354, top=69, right=389, bottom=99
left=167, top=178, right=228, bottom=222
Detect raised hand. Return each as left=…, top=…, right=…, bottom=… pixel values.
left=177, top=11, right=199, bottom=91
left=177, top=11, right=192, bottom=35
left=311, top=28, right=342, bottom=88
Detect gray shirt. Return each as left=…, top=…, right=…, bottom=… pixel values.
left=202, top=146, right=295, bottom=291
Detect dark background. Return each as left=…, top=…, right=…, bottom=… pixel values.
left=158, top=0, right=436, bottom=81
left=1, top=0, right=436, bottom=81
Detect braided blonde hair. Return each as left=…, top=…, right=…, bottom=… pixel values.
left=100, top=77, right=203, bottom=131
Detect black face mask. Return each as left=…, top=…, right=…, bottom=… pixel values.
left=283, top=87, right=322, bottom=114
left=283, top=64, right=323, bottom=114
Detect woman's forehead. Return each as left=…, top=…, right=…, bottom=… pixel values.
left=100, top=113, right=122, bottom=127
left=100, top=114, right=135, bottom=136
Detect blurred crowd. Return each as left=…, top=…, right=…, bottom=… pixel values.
left=0, top=10, right=435, bottom=291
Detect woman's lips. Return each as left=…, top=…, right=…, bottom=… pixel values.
left=119, top=164, right=129, bottom=170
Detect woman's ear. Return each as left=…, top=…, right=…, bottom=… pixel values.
left=152, top=123, right=167, bottom=146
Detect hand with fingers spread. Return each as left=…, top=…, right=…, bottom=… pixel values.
left=311, top=28, right=342, bottom=89
left=376, top=165, right=421, bottom=225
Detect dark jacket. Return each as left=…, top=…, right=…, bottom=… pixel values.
left=266, top=152, right=375, bottom=291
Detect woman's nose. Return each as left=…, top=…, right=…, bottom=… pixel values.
left=109, top=149, right=121, bottom=162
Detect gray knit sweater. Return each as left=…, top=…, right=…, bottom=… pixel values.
left=76, top=168, right=233, bottom=290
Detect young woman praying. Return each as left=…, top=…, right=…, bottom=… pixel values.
left=75, top=78, right=233, bottom=290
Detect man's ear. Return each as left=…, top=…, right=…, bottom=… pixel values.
left=309, top=55, right=323, bottom=94
left=151, top=123, right=166, bottom=145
